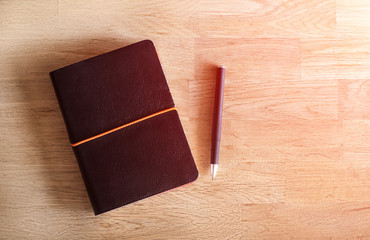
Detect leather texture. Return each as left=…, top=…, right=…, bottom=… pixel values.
left=50, top=40, right=174, bottom=144
left=73, top=110, right=198, bottom=215
left=49, top=40, right=198, bottom=215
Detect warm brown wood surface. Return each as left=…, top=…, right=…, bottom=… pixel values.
left=1, top=0, right=370, bottom=239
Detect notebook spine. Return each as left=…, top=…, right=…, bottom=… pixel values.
left=49, top=71, right=74, bottom=144
left=72, top=146, right=101, bottom=215
left=50, top=71, right=100, bottom=215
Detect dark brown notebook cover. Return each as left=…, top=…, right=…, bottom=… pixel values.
left=49, top=40, right=198, bottom=215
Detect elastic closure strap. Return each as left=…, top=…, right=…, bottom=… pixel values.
left=71, top=107, right=177, bottom=147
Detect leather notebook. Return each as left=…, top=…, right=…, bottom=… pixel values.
left=49, top=40, right=198, bottom=215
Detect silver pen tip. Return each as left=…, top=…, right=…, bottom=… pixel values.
left=211, top=164, right=218, bottom=180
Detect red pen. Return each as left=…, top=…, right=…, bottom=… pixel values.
left=211, top=65, right=225, bottom=180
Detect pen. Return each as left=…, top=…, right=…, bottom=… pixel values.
left=211, top=65, right=225, bottom=180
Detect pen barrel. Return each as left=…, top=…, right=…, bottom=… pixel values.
left=211, top=66, right=225, bottom=165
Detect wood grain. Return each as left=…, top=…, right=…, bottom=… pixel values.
left=242, top=202, right=370, bottom=239
left=197, top=0, right=336, bottom=38
left=1, top=0, right=370, bottom=239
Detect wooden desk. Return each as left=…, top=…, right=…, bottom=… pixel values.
left=1, top=1, right=370, bottom=239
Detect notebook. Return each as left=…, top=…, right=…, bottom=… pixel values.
left=49, top=40, right=198, bottom=215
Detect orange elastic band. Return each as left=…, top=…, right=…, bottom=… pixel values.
left=72, top=107, right=177, bottom=147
